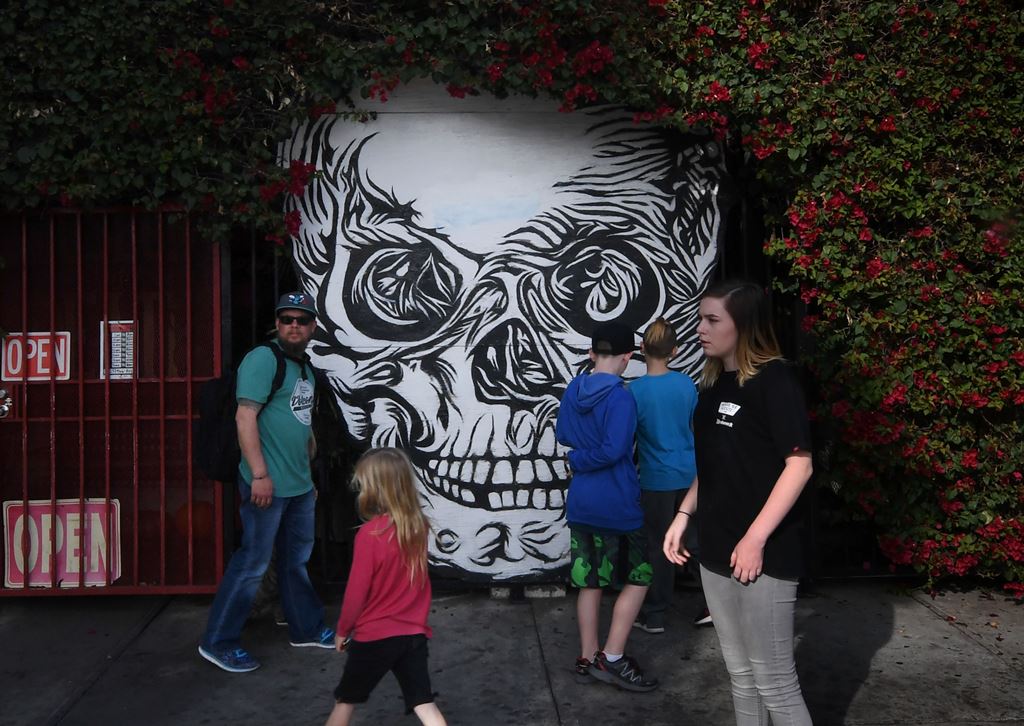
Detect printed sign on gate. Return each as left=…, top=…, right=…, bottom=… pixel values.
left=1, top=332, right=72, bottom=382
left=3, top=498, right=121, bottom=588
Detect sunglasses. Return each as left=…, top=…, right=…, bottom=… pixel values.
left=278, top=314, right=314, bottom=326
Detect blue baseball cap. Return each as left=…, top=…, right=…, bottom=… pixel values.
left=275, top=291, right=317, bottom=317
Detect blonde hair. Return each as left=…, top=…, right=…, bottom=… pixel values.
left=699, top=280, right=783, bottom=390
left=351, top=448, right=430, bottom=585
left=643, top=317, right=678, bottom=360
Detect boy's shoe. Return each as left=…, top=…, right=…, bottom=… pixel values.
left=290, top=625, right=335, bottom=649
left=632, top=615, right=665, bottom=634
left=574, top=656, right=595, bottom=684
left=589, top=651, right=658, bottom=692
left=693, top=608, right=713, bottom=627
left=198, top=645, right=260, bottom=673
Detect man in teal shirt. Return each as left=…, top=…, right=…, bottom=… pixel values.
left=199, top=292, right=335, bottom=673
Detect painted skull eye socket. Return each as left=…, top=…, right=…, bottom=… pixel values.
left=344, top=246, right=462, bottom=341
left=549, top=239, right=660, bottom=336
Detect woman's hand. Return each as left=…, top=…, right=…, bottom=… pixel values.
left=662, top=512, right=692, bottom=565
left=729, top=533, right=766, bottom=584
left=335, top=634, right=349, bottom=653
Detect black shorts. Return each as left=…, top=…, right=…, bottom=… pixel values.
left=569, top=527, right=653, bottom=589
left=334, top=634, right=435, bottom=713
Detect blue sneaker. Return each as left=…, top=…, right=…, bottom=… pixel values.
left=290, top=625, right=335, bottom=649
left=198, top=645, right=260, bottom=673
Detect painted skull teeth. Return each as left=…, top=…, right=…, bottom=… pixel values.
left=418, top=457, right=567, bottom=511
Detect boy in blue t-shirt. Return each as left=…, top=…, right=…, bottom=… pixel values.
left=556, top=321, right=658, bottom=693
left=629, top=318, right=699, bottom=634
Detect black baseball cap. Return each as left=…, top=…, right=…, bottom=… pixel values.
left=591, top=321, right=635, bottom=355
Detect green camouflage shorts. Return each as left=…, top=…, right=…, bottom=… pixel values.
left=569, top=527, right=653, bottom=589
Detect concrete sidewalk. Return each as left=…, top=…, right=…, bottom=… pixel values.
left=1, top=582, right=1022, bottom=726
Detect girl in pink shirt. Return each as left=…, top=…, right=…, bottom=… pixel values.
left=326, top=448, right=446, bottom=726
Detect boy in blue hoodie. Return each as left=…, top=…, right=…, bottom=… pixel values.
left=556, top=321, right=657, bottom=693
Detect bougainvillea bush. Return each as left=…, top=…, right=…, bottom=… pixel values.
left=2, top=0, right=1021, bottom=594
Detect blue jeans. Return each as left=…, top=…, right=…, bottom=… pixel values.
left=202, top=478, right=325, bottom=650
left=701, top=566, right=812, bottom=726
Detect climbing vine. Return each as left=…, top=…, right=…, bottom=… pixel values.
left=2, top=0, right=1022, bottom=594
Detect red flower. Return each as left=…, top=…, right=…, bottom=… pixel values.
left=486, top=63, right=506, bottom=83
left=694, top=25, right=716, bottom=38
left=983, top=226, right=1009, bottom=256
left=231, top=56, right=250, bottom=71
left=208, top=17, right=230, bottom=38
left=259, top=180, right=286, bottom=202
left=961, top=393, right=989, bottom=410
left=572, top=40, right=614, bottom=76
left=284, top=210, right=302, bottom=237
left=705, top=81, right=732, bottom=103
left=879, top=116, right=897, bottom=132
left=865, top=257, right=889, bottom=279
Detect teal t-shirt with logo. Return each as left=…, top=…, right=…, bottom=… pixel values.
left=235, top=342, right=314, bottom=498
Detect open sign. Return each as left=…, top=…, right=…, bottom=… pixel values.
left=3, top=498, right=121, bottom=588
left=2, top=332, right=72, bottom=382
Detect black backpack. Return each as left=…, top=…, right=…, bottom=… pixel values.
left=309, top=365, right=363, bottom=488
left=194, top=342, right=296, bottom=483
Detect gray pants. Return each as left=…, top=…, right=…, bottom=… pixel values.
left=701, top=566, right=812, bottom=726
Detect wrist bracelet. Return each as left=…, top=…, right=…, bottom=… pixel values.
left=676, top=509, right=691, bottom=517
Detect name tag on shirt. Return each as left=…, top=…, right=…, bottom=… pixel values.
left=716, top=401, right=740, bottom=427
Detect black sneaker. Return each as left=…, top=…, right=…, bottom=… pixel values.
left=590, top=651, right=658, bottom=692
left=693, top=608, right=713, bottom=627
left=574, top=656, right=594, bottom=684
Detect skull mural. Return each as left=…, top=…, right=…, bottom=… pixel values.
left=284, top=85, right=732, bottom=581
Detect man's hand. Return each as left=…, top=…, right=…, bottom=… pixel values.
left=250, top=476, right=274, bottom=508
left=335, top=634, right=349, bottom=652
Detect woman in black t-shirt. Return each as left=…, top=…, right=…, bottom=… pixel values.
left=663, top=280, right=813, bottom=726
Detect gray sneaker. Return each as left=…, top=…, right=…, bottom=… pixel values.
left=633, top=615, right=665, bottom=634
left=589, top=651, right=658, bottom=692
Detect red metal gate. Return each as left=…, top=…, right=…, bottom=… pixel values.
left=0, top=209, right=224, bottom=595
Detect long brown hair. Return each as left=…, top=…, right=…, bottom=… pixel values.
left=351, top=448, right=430, bottom=585
left=699, top=280, right=783, bottom=390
